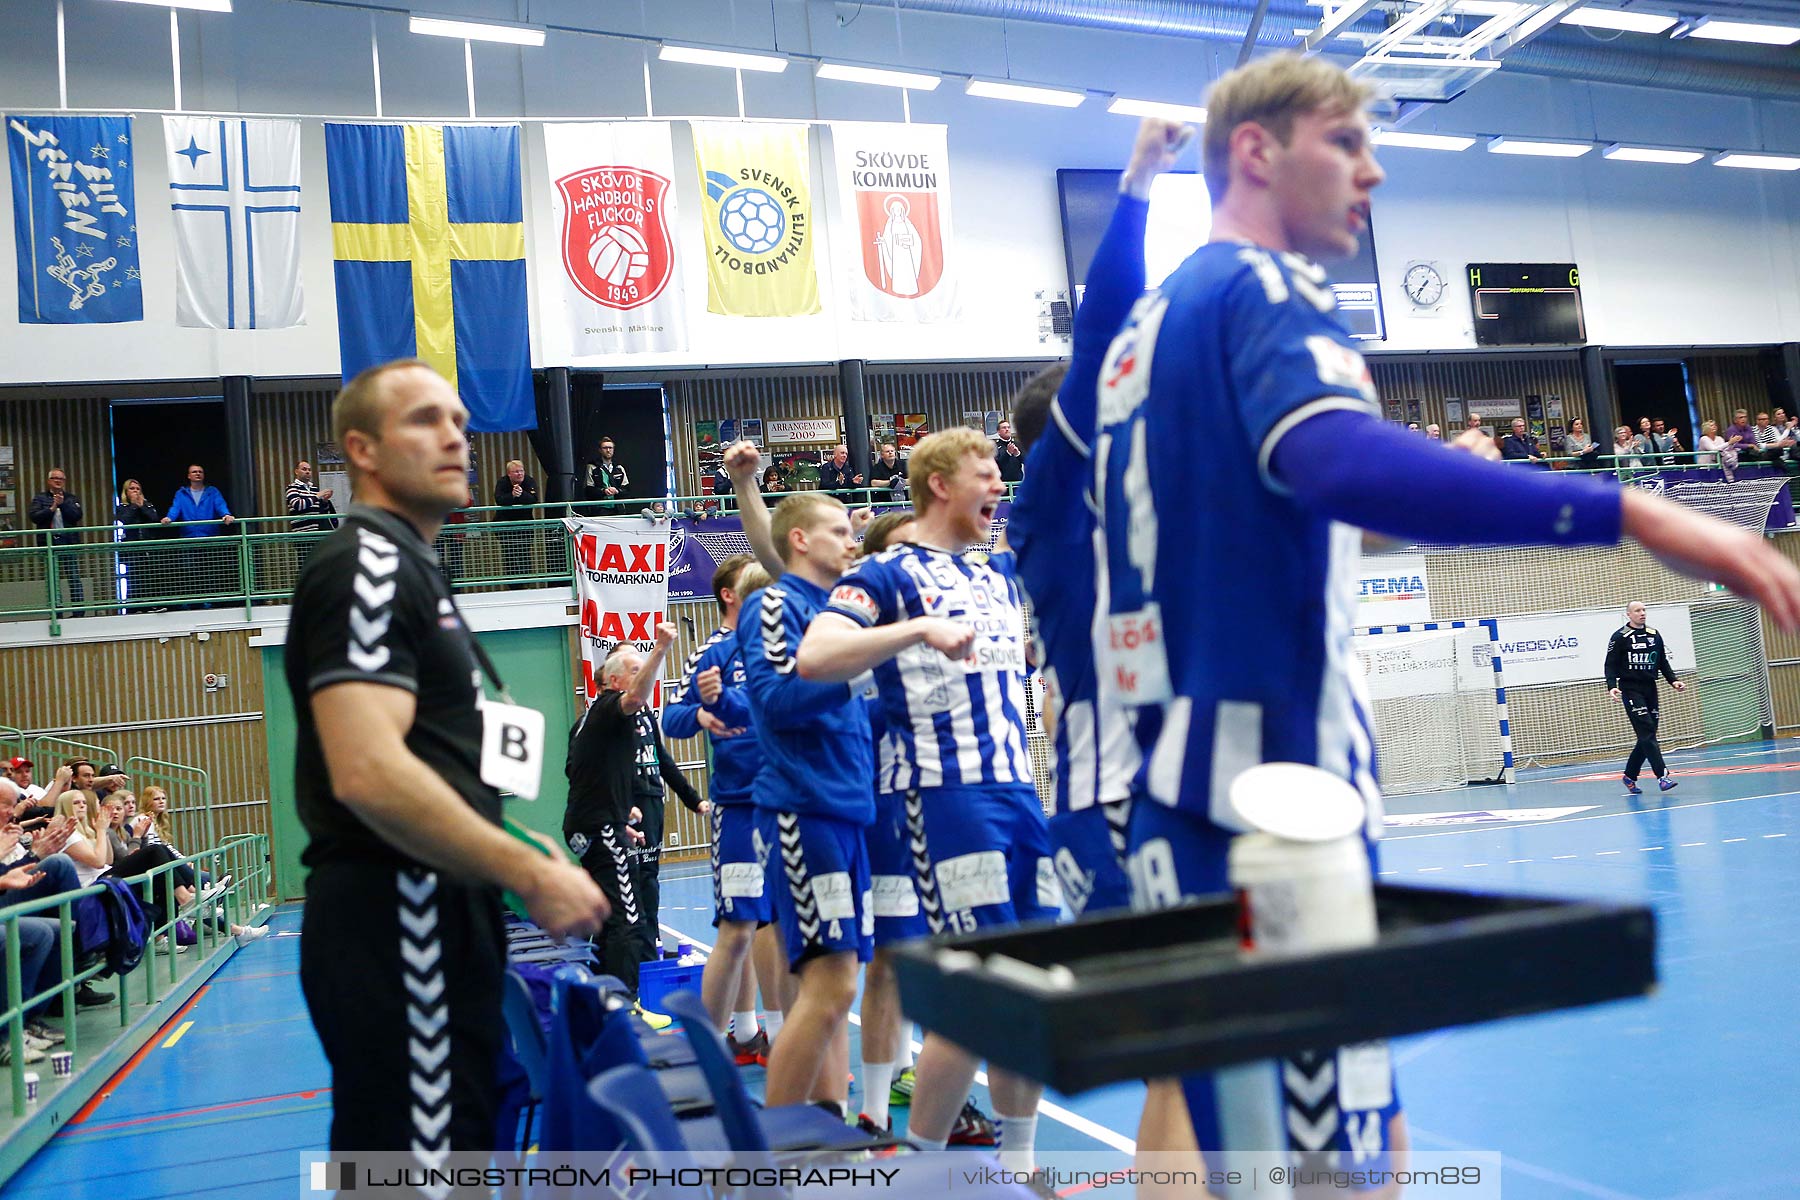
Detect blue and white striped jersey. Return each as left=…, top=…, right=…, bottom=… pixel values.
left=824, top=544, right=1034, bottom=793
left=1093, top=242, right=1384, bottom=837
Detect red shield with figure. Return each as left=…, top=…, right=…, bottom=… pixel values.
left=854, top=189, right=944, bottom=299
left=557, top=166, right=675, bottom=311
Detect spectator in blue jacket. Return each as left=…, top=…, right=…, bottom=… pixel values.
left=161, top=464, right=235, bottom=537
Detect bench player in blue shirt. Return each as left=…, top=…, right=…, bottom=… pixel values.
left=663, top=553, right=782, bottom=1065
left=726, top=454, right=875, bottom=1114
left=1094, top=52, right=1800, bottom=1184
left=1010, top=118, right=1190, bottom=921
left=799, top=428, right=1054, bottom=1171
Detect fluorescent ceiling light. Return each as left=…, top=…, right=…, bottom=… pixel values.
left=1686, top=17, right=1800, bottom=45
left=965, top=79, right=1086, bottom=108
left=1561, top=6, right=1678, bottom=33
left=816, top=63, right=940, bottom=90
left=659, top=44, right=789, bottom=72
left=1488, top=136, right=1593, bottom=157
left=1603, top=144, right=1703, bottom=164
left=1373, top=130, right=1477, bottom=151
left=1108, top=97, right=1207, bottom=122
left=410, top=15, right=545, bottom=46
left=1714, top=152, right=1800, bottom=171
left=105, top=0, right=232, bottom=10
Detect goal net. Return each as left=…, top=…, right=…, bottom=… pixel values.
left=1354, top=621, right=1512, bottom=795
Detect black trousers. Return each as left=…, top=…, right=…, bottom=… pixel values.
left=1621, top=688, right=1667, bottom=780
left=572, top=825, right=656, bottom=996
left=301, top=861, right=505, bottom=1176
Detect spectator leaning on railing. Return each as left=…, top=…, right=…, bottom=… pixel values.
left=161, top=463, right=235, bottom=536
left=491, top=459, right=541, bottom=584
left=1724, top=410, right=1756, bottom=463
left=1501, top=417, right=1544, bottom=465
left=994, top=419, right=1025, bottom=484
left=1612, top=426, right=1642, bottom=473
left=1561, top=419, right=1601, bottom=470
left=286, top=460, right=338, bottom=533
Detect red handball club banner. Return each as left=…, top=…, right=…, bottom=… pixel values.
left=566, top=516, right=671, bottom=702
left=543, top=122, right=687, bottom=356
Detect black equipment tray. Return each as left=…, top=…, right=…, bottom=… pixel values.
left=892, top=884, right=1656, bottom=1094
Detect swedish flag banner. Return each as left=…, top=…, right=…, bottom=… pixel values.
left=325, top=123, right=534, bottom=432
left=692, top=122, right=819, bottom=318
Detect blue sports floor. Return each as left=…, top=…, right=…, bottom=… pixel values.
left=8, top=739, right=1797, bottom=1200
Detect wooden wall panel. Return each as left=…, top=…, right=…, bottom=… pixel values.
left=1368, top=354, right=1588, bottom=435
left=1688, top=352, right=1783, bottom=437
left=0, top=394, right=114, bottom=557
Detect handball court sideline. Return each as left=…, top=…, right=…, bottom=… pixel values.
left=8, top=739, right=1798, bottom=1200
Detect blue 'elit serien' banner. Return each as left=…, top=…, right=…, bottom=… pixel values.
left=8, top=114, right=142, bottom=324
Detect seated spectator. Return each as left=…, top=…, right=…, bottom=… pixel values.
left=1561, top=419, right=1601, bottom=469
left=994, top=420, right=1025, bottom=484
left=55, top=790, right=111, bottom=886
left=870, top=442, right=908, bottom=499
left=1501, top=418, right=1544, bottom=465
left=285, top=460, right=337, bottom=533
left=6, top=757, right=45, bottom=804
left=1698, top=419, right=1735, bottom=482
left=818, top=443, right=864, bottom=501
left=1724, top=409, right=1756, bottom=462
left=1753, top=411, right=1794, bottom=469
left=760, top=464, right=786, bottom=497
left=1425, top=424, right=1442, bottom=441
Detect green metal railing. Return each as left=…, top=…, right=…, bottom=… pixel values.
left=0, top=488, right=926, bottom=634
left=28, top=736, right=117, bottom=777
left=0, top=832, right=270, bottom=1116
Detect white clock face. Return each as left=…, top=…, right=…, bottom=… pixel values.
left=1404, top=263, right=1444, bottom=307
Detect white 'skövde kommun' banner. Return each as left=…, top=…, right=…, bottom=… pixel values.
left=831, top=122, right=961, bottom=323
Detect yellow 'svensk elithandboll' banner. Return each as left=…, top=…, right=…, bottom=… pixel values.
left=693, top=122, right=820, bottom=317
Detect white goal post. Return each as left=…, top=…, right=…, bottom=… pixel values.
left=1353, top=618, right=1515, bottom=795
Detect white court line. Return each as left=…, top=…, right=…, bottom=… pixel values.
left=1384, top=788, right=1800, bottom=841
left=658, top=921, right=1139, bottom=1154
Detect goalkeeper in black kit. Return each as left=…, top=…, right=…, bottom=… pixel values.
left=1605, top=600, right=1685, bottom=795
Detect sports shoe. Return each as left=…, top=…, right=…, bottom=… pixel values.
left=1622, top=775, right=1642, bottom=796
left=889, top=1066, right=916, bottom=1107
left=634, top=1003, right=673, bottom=1031
left=196, top=875, right=233, bottom=905
left=727, top=1028, right=770, bottom=1066
left=0, top=1040, right=44, bottom=1065
left=1658, top=775, right=1678, bottom=792
left=25, top=1022, right=63, bottom=1046
left=947, top=1099, right=998, bottom=1147
left=235, top=925, right=270, bottom=946
left=75, top=983, right=113, bottom=1008
left=855, top=1113, right=893, bottom=1137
